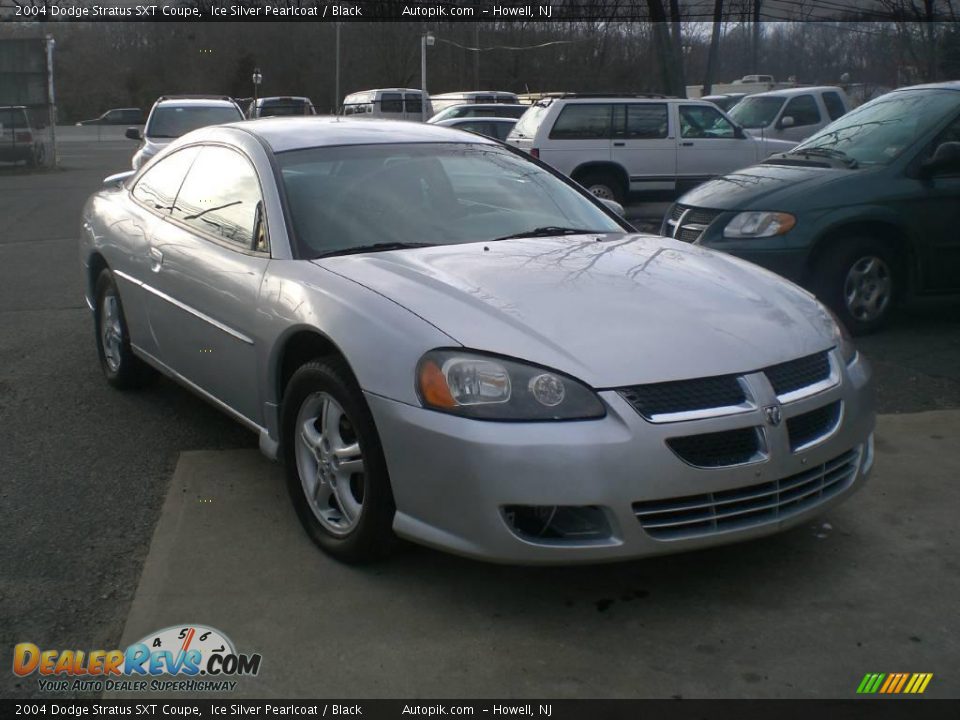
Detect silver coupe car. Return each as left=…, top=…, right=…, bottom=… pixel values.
left=80, top=118, right=876, bottom=564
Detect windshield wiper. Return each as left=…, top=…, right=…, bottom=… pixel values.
left=789, top=146, right=859, bottom=168
left=493, top=226, right=604, bottom=242
left=313, top=242, right=436, bottom=259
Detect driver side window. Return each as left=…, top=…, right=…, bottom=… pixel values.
left=679, top=105, right=735, bottom=139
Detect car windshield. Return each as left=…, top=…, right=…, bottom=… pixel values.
left=0, top=108, right=28, bottom=129
left=260, top=100, right=311, bottom=117
left=279, top=142, right=623, bottom=259
left=729, top=96, right=786, bottom=129
left=790, top=89, right=960, bottom=167
left=146, top=105, right=241, bottom=138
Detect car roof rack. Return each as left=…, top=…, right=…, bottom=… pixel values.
left=156, top=95, right=235, bottom=102
left=540, top=92, right=672, bottom=99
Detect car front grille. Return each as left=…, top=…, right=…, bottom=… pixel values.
left=666, top=427, right=761, bottom=468
left=633, top=447, right=861, bottom=540
left=619, top=375, right=746, bottom=421
left=765, top=351, right=831, bottom=397
left=787, top=401, right=841, bottom=451
left=665, top=204, right=722, bottom=243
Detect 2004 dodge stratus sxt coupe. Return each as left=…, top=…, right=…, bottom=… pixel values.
left=81, top=118, right=876, bottom=564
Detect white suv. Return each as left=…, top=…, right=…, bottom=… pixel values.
left=128, top=96, right=244, bottom=170
left=506, top=94, right=797, bottom=202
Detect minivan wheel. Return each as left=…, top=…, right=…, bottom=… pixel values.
left=282, top=358, right=397, bottom=563
left=93, top=269, right=154, bottom=388
left=816, top=238, right=899, bottom=335
left=577, top=171, right=625, bottom=204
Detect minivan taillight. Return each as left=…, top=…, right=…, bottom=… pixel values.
left=15, top=131, right=32, bottom=143
left=531, top=148, right=540, bottom=159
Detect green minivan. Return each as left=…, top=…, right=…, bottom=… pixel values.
left=664, top=82, right=960, bottom=334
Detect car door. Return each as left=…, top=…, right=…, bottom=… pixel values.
left=611, top=102, right=676, bottom=191
left=676, top=104, right=750, bottom=182
left=144, top=144, right=271, bottom=424
left=910, top=114, right=960, bottom=291
left=542, top=102, right=613, bottom=177
left=777, top=94, right=823, bottom=141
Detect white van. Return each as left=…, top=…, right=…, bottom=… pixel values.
left=429, top=91, right=519, bottom=115
left=341, top=89, right=432, bottom=121
left=728, top=86, right=851, bottom=142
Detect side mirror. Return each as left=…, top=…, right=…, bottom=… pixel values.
left=599, top=198, right=626, bottom=218
left=125, top=127, right=142, bottom=141
left=779, top=116, right=795, bottom=129
left=921, top=141, right=960, bottom=177
left=103, top=170, right=135, bottom=188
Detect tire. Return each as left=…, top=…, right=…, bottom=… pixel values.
left=814, top=237, right=899, bottom=335
left=93, top=269, right=155, bottom=389
left=281, top=358, right=397, bottom=563
left=577, top=171, right=625, bottom=204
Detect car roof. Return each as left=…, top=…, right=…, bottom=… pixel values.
left=0, top=105, right=28, bottom=110
left=219, top=117, right=500, bottom=153
left=154, top=98, right=239, bottom=108
left=892, top=81, right=960, bottom=92
left=745, top=86, right=846, bottom=98
left=440, top=103, right=526, bottom=110
left=440, top=117, right=517, bottom=124
left=257, top=96, right=312, bottom=104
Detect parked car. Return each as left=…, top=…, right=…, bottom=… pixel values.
left=430, top=91, right=519, bottom=115
left=81, top=117, right=874, bottom=564
left=432, top=117, right=517, bottom=141
left=729, top=87, right=850, bottom=142
left=0, top=105, right=43, bottom=167
left=127, top=95, right=244, bottom=170
left=248, top=96, right=315, bottom=118
left=341, top=89, right=431, bottom=121
left=506, top=94, right=796, bottom=201
left=76, top=107, right=144, bottom=126
left=701, top=94, right=747, bottom=112
left=428, top=103, right=528, bottom=123
left=663, top=82, right=960, bottom=334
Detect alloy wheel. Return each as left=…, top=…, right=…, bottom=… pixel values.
left=844, top=255, right=892, bottom=323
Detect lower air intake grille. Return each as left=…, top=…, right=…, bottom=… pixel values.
left=666, top=427, right=761, bottom=468
left=619, top=375, right=745, bottom=420
left=765, top=351, right=831, bottom=397
left=633, top=447, right=861, bottom=540
left=787, top=401, right=841, bottom=451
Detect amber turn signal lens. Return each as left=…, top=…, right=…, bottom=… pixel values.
left=418, top=360, right=457, bottom=409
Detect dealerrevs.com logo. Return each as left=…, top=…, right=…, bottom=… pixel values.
left=12, top=624, right=262, bottom=693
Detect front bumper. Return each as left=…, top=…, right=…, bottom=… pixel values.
left=368, top=349, right=875, bottom=564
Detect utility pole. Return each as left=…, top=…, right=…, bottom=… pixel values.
left=334, top=23, right=341, bottom=113
left=473, top=24, right=480, bottom=89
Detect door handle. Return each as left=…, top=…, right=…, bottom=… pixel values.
left=681, top=141, right=694, bottom=147
left=613, top=141, right=625, bottom=147
left=149, top=247, right=164, bottom=271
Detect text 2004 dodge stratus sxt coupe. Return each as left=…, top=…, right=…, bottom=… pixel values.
left=80, top=118, right=875, bottom=564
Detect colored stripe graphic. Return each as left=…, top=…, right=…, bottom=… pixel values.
left=857, top=673, right=933, bottom=694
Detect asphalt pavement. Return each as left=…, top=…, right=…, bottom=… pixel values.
left=1, top=136, right=959, bottom=700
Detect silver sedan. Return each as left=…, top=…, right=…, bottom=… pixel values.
left=80, top=118, right=876, bottom=564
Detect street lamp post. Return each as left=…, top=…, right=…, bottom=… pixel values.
left=252, top=68, right=263, bottom=105
left=334, top=23, right=341, bottom=114
left=420, top=31, right=435, bottom=122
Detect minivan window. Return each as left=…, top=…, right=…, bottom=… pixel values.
left=171, top=146, right=263, bottom=248
left=380, top=93, right=403, bottom=113
left=624, top=104, right=668, bottom=139
left=792, top=89, right=960, bottom=167
left=549, top=104, right=612, bottom=140
left=132, top=146, right=200, bottom=212
left=822, top=92, right=846, bottom=121
left=783, top=95, right=821, bottom=126
left=729, top=96, right=786, bottom=129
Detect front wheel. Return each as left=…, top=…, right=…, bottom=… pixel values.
left=281, top=358, right=397, bottom=563
left=815, top=238, right=899, bottom=335
left=577, top=171, right=625, bottom=204
left=93, top=269, right=154, bottom=388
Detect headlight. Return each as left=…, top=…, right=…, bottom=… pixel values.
left=819, top=304, right=858, bottom=365
left=416, top=350, right=606, bottom=421
left=723, top=211, right=796, bottom=239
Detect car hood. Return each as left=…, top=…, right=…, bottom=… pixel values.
left=316, top=235, right=835, bottom=388
left=679, top=162, right=854, bottom=210
left=751, top=136, right=798, bottom=158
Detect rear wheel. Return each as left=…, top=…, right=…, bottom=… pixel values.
left=815, top=237, right=899, bottom=335
left=282, top=358, right=397, bottom=563
left=577, top=170, right=625, bottom=204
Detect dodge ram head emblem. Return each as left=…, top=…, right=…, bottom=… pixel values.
left=764, top=404, right=783, bottom=427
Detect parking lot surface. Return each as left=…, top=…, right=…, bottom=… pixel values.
left=2, top=137, right=959, bottom=699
